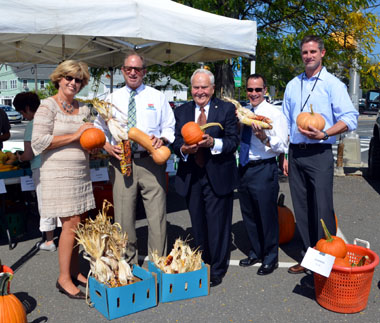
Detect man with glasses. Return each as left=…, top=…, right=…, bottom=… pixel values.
left=282, top=35, right=358, bottom=274
left=95, top=53, right=175, bottom=264
left=238, top=74, right=288, bottom=275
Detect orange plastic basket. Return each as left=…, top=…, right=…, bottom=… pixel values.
left=314, top=243, right=379, bottom=313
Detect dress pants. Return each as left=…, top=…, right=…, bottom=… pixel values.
left=109, top=156, right=167, bottom=264
left=186, top=167, right=233, bottom=278
left=288, top=144, right=336, bottom=252
left=238, top=158, right=279, bottom=265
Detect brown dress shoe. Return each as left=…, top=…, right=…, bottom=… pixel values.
left=288, top=264, right=306, bottom=274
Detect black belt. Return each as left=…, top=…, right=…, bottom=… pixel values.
left=290, top=143, right=332, bottom=150
left=132, top=151, right=150, bottom=158
left=246, top=157, right=276, bottom=167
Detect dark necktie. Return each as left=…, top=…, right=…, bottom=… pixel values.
left=239, top=125, right=252, bottom=167
left=195, top=106, right=206, bottom=167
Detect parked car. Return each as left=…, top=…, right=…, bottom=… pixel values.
left=368, top=109, right=380, bottom=179
left=0, top=104, right=22, bottom=123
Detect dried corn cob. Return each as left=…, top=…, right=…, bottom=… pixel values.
left=75, top=200, right=134, bottom=287
left=151, top=238, right=202, bottom=274
left=223, top=96, right=273, bottom=129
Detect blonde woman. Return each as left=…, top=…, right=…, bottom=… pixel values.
left=32, top=60, right=98, bottom=299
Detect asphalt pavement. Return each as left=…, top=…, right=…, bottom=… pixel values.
left=1, top=169, right=380, bottom=323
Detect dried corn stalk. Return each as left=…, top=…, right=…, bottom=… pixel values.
left=223, top=96, right=273, bottom=129
left=75, top=200, right=134, bottom=288
left=151, top=238, right=202, bottom=274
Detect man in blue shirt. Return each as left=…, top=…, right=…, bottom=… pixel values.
left=282, top=35, right=358, bottom=274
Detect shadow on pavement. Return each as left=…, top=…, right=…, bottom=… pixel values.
left=136, top=221, right=194, bottom=263
left=292, top=273, right=315, bottom=300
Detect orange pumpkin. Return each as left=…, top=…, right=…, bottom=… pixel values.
left=315, top=219, right=347, bottom=259
left=0, top=272, right=27, bottom=323
left=80, top=128, right=106, bottom=150
left=277, top=194, right=295, bottom=245
left=296, top=104, right=326, bottom=131
left=334, top=256, right=351, bottom=267
left=181, top=122, right=224, bottom=145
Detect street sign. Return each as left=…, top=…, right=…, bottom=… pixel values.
left=234, top=57, right=242, bottom=88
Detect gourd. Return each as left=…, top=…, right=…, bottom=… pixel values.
left=296, top=104, right=326, bottom=131
left=127, top=127, right=171, bottom=165
left=0, top=272, right=27, bottom=323
left=181, top=121, right=223, bottom=145
left=315, top=219, right=347, bottom=259
left=277, top=194, right=296, bottom=245
left=80, top=128, right=106, bottom=150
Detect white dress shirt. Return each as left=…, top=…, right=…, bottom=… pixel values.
left=247, top=100, right=288, bottom=161
left=94, top=84, right=175, bottom=150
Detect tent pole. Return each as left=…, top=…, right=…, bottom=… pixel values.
left=109, top=68, right=114, bottom=93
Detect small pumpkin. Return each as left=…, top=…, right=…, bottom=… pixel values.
left=80, top=128, right=106, bottom=150
left=181, top=121, right=223, bottom=145
left=0, top=272, right=27, bottom=323
left=334, top=257, right=351, bottom=267
left=277, top=194, right=296, bottom=245
left=315, top=219, right=347, bottom=259
left=296, top=104, right=326, bottom=131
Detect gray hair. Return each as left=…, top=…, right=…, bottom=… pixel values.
left=191, top=68, right=215, bottom=85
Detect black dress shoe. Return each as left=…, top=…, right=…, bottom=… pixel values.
left=257, top=262, right=278, bottom=275
left=239, top=257, right=261, bottom=267
left=56, top=281, right=86, bottom=299
left=71, top=276, right=87, bottom=288
left=210, top=276, right=222, bottom=287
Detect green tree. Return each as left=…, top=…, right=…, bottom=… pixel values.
left=174, top=0, right=380, bottom=97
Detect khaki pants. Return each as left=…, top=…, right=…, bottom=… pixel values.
left=109, top=156, right=167, bottom=264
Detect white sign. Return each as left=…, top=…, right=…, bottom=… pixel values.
left=20, top=176, right=36, bottom=191
left=90, top=167, right=109, bottom=182
left=301, top=247, right=335, bottom=277
left=0, top=179, right=6, bottom=194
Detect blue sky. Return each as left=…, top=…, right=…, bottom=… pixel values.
left=368, top=4, right=380, bottom=59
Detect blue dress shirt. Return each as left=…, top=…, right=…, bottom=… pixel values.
left=282, top=67, right=358, bottom=144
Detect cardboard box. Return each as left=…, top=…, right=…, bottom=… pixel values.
left=148, top=261, right=209, bottom=303
left=89, top=265, right=157, bottom=320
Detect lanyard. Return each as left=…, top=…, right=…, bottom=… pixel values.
left=300, top=69, right=322, bottom=112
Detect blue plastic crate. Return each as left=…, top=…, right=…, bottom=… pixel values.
left=148, top=261, right=209, bottom=303
left=89, top=265, right=157, bottom=320
left=0, top=169, right=24, bottom=179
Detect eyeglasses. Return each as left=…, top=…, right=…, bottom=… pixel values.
left=64, top=75, right=82, bottom=84
left=246, top=87, right=263, bottom=93
left=122, top=66, right=145, bottom=74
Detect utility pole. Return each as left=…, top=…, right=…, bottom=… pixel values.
left=343, top=58, right=362, bottom=167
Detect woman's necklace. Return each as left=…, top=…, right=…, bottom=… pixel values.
left=59, top=97, right=75, bottom=114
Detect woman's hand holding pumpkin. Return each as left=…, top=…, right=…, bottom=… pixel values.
left=75, top=123, right=95, bottom=141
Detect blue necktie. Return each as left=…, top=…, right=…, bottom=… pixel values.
left=239, top=125, right=252, bottom=167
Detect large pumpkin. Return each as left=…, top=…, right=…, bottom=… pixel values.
left=315, top=219, right=347, bottom=259
left=296, top=104, right=326, bottom=131
left=181, top=121, right=223, bottom=145
left=80, top=128, right=106, bottom=150
left=0, top=272, right=27, bottom=323
left=277, top=194, right=295, bottom=245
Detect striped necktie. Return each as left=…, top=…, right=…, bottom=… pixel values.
left=128, top=90, right=138, bottom=152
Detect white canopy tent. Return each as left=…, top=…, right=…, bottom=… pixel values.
left=0, top=0, right=256, bottom=69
